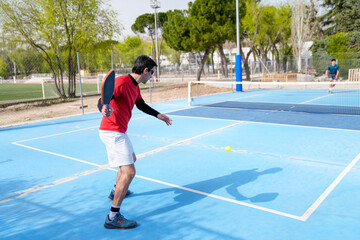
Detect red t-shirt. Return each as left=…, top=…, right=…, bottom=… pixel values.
left=100, top=74, right=142, bottom=133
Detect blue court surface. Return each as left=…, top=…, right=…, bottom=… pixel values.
left=1, top=88, right=360, bottom=240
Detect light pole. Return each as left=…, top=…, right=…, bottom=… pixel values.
left=150, top=0, right=160, bottom=82
left=236, top=0, right=242, bottom=91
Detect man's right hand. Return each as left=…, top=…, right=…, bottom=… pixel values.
left=102, top=105, right=113, bottom=117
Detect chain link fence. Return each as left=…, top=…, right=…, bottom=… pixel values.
left=1, top=50, right=360, bottom=104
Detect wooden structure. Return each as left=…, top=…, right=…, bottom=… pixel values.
left=348, top=69, right=360, bottom=82
left=261, top=73, right=297, bottom=82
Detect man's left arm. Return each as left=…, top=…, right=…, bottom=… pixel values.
left=135, top=98, right=172, bottom=126
left=336, top=67, right=340, bottom=79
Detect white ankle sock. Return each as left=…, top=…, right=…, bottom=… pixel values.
left=109, top=205, right=120, bottom=220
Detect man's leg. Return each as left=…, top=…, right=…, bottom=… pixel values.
left=329, top=78, right=334, bottom=93
left=104, top=164, right=137, bottom=229
left=108, top=153, right=137, bottom=200
left=113, top=164, right=136, bottom=206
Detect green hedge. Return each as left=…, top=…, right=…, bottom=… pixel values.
left=312, top=31, right=360, bottom=79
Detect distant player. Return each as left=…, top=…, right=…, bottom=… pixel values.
left=326, top=59, right=340, bottom=94
left=99, top=55, right=172, bottom=229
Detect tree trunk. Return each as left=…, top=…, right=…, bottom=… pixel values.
left=282, top=55, right=288, bottom=73
left=262, top=53, right=267, bottom=75
left=197, top=46, right=211, bottom=81
left=273, top=45, right=280, bottom=72
left=211, top=50, right=215, bottom=74
left=218, top=44, right=228, bottom=78
left=240, top=46, right=252, bottom=81
left=67, top=50, right=73, bottom=97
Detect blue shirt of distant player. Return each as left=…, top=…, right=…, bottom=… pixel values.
left=328, top=64, right=339, bottom=74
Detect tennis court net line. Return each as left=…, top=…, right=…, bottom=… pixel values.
left=187, top=81, right=360, bottom=115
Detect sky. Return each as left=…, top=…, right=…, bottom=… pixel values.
left=109, top=0, right=286, bottom=39
left=110, top=0, right=192, bottom=38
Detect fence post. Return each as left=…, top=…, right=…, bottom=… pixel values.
left=13, top=61, right=16, bottom=83
left=42, top=80, right=45, bottom=99
left=305, top=54, right=308, bottom=82
left=286, top=61, right=289, bottom=82
left=76, top=52, right=84, bottom=115
left=195, top=54, right=199, bottom=97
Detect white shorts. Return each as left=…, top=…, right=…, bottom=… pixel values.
left=99, top=130, right=134, bottom=167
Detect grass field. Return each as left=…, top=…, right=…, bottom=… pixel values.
left=0, top=82, right=165, bottom=102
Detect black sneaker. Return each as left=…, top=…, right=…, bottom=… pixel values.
left=104, top=213, right=137, bottom=229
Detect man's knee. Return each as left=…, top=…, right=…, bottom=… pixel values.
left=122, top=165, right=136, bottom=179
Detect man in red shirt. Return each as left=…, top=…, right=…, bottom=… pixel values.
left=99, top=55, right=172, bottom=229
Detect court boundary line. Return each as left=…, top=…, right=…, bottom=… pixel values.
left=0, top=104, right=190, bottom=130
left=8, top=120, right=305, bottom=221
left=193, top=102, right=360, bottom=116
left=167, top=113, right=360, bottom=132
left=11, top=105, right=192, bottom=143
left=8, top=143, right=304, bottom=221
left=301, top=94, right=332, bottom=104
left=0, top=165, right=108, bottom=204
left=7, top=113, right=360, bottom=222
left=300, top=152, right=360, bottom=221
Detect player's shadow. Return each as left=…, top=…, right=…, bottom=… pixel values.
left=134, top=167, right=282, bottom=219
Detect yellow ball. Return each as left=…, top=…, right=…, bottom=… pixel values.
left=225, top=146, right=231, bottom=152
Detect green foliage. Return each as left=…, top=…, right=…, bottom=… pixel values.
left=188, top=0, right=245, bottom=51
left=164, top=0, right=246, bottom=52
left=131, top=12, right=168, bottom=66
left=311, top=39, right=332, bottom=76
left=117, top=36, right=150, bottom=67
left=327, top=33, right=349, bottom=55
left=131, top=12, right=168, bottom=36
left=312, top=31, right=360, bottom=78
left=7, top=48, right=49, bottom=76
left=0, top=54, right=8, bottom=78
left=321, top=0, right=360, bottom=34
left=161, top=42, right=182, bottom=66
left=163, top=10, right=191, bottom=52
left=0, top=0, right=120, bottom=98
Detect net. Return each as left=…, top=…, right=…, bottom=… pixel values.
left=188, top=81, right=360, bottom=115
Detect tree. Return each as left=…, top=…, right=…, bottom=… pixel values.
left=291, top=0, right=319, bottom=72
left=0, top=0, right=120, bottom=98
left=188, top=0, right=246, bottom=79
left=163, top=10, right=192, bottom=52
left=241, top=0, right=260, bottom=81
left=312, top=31, right=360, bottom=78
left=131, top=12, right=168, bottom=67
left=271, top=4, right=292, bottom=73
left=321, top=0, right=360, bottom=35
left=253, top=5, right=286, bottom=74
left=163, top=9, right=192, bottom=73
left=117, top=36, right=150, bottom=67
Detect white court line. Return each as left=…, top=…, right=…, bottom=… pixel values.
left=11, top=142, right=105, bottom=168
left=111, top=170, right=303, bottom=221
left=12, top=106, right=191, bottom=143
left=301, top=94, right=332, bottom=104
left=8, top=111, right=360, bottom=221
left=135, top=121, right=244, bottom=159
left=167, top=112, right=360, bottom=132
left=10, top=138, right=304, bottom=221
left=0, top=165, right=108, bottom=204
left=192, top=93, right=270, bottom=107
left=15, top=126, right=98, bottom=143
left=300, top=152, right=360, bottom=221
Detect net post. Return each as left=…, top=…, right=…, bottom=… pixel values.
left=235, top=54, right=242, bottom=91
